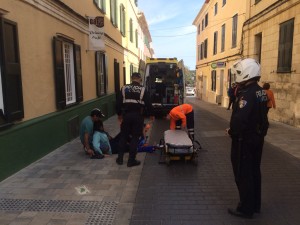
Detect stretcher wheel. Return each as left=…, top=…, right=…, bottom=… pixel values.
left=165, top=155, right=171, bottom=166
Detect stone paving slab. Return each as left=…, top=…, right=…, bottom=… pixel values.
left=130, top=98, right=300, bottom=225
left=1, top=98, right=300, bottom=225
left=0, top=135, right=145, bottom=225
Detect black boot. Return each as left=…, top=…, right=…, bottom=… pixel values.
left=116, top=157, right=123, bottom=165
left=127, top=159, right=141, bottom=167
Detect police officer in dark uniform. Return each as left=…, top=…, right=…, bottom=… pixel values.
left=226, top=58, right=269, bottom=219
left=116, top=72, right=154, bottom=167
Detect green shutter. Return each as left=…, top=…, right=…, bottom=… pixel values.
left=277, top=19, right=294, bottom=72
left=74, top=44, right=83, bottom=102
left=96, top=52, right=101, bottom=97
left=53, top=37, right=66, bottom=109
left=0, top=18, right=24, bottom=122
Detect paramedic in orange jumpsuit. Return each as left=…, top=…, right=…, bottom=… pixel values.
left=168, top=103, right=194, bottom=141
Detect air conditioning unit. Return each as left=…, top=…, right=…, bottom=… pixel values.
left=216, top=95, right=222, bottom=105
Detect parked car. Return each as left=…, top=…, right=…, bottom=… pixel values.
left=186, top=87, right=195, bottom=96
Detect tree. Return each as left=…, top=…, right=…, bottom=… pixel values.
left=184, top=67, right=196, bottom=87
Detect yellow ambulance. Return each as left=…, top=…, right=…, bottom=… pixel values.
left=139, top=58, right=185, bottom=116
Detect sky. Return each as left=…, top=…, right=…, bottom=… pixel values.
left=138, top=0, right=205, bottom=70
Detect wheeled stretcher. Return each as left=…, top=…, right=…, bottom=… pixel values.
left=161, top=130, right=200, bottom=166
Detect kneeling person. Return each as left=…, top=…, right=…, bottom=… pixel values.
left=93, top=120, right=112, bottom=156
left=80, top=108, right=105, bottom=159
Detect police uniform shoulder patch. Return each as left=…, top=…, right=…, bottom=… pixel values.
left=239, top=97, right=247, bottom=108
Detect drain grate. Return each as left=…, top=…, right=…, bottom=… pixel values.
left=0, top=198, right=118, bottom=225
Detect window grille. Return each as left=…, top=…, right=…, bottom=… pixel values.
left=63, top=42, right=76, bottom=104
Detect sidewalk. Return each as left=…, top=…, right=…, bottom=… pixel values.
left=0, top=115, right=144, bottom=225
left=0, top=98, right=299, bottom=225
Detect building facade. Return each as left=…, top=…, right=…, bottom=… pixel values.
left=193, top=0, right=300, bottom=127
left=243, top=0, right=300, bottom=127
left=0, top=0, right=152, bottom=180
left=193, top=0, right=246, bottom=107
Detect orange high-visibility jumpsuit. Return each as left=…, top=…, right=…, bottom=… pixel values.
left=169, top=104, right=193, bottom=130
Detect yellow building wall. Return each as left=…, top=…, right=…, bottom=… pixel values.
left=194, top=0, right=246, bottom=106
left=122, top=0, right=140, bottom=84
left=2, top=0, right=96, bottom=120
left=244, top=0, right=300, bottom=127
left=1, top=0, right=143, bottom=121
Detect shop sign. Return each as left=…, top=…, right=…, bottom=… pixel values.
left=211, top=63, right=217, bottom=69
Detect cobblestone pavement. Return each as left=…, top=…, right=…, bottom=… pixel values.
left=0, top=97, right=299, bottom=225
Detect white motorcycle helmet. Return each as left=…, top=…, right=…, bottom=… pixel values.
left=231, top=58, right=261, bottom=83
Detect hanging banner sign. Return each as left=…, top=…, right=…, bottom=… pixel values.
left=88, top=16, right=105, bottom=51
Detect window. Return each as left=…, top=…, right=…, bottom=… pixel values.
left=129, top=18, right=133, bottom=42
left=211, top=70, right=216, bottom=91
left=110, top=0, right=118, bottom=26
left=63, top=42, right=76, bottom=104
left=134, top=0, right=138, bottom=7
left=198, top=44, right=201, bottom=60
left=130, top=64, right=134, bottom=77
left=204, top=39, right=208, bottom=58
left=144, top=36, right=150, bottom=49
left=277, top=19, right=294, bottom=73
left=120, top=4, right=126, bottom=36
left=96, top=52, right=107, bottom=96
left=198, top=24, right=200, bottom=35
left=201, top=43, right=204, bottom=59
left=228, top=69, right=235, bottom=86
left=214, top=3, right=218, bottom=15
left=232, top=14, right=238, bottom=48
left=255, top=0, right=261, bottom=4
left=202, top=19, right=204, bottom=30
left=213, top=31, right=218, bottom=55
left=221, top=24, right=226, bottom=52
left=94, top=0, right=106, bottom=13
left=135, top=29, right=138, bottom=48
left=205, top=13, right=208, bottom=27
left=53, top=36, right=83, bottom=109
left=254, top=32, right=262, bottom=63
left=0, top=18, right=24, bottom=124
left=222, top=0, right=226, bottom=7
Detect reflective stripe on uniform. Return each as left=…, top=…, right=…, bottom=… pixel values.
left=121, top=85, right=145, bottom=105
left=123, top=99, right=145, bottom=104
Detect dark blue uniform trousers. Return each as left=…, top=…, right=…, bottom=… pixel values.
left=231, top=133, right=264, bottom=215
left=118, top=111, right=144, bottom=162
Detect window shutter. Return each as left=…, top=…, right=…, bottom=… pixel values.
left=105, top=55, right=108, bottom=90
left=53, top=37, right=66, bottom=109
left=114, top=61, right=120, bottom=94
left=1, top=19, right=24, bottom=121
left=277, top=25, right=285, bottom=72
left=204, top=39, right=208, bottom=58
left=278, top=19, right=294, bottom=72
left=285, top=20, right=294, bottom=71
left=103, top=55, right=108, bottom=93
left=74, top=44, right=83, bottom=102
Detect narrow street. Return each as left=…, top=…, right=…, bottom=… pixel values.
left=0, top=98, right=299, bottom=225
left=130, top=98, right=300, bottom=225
